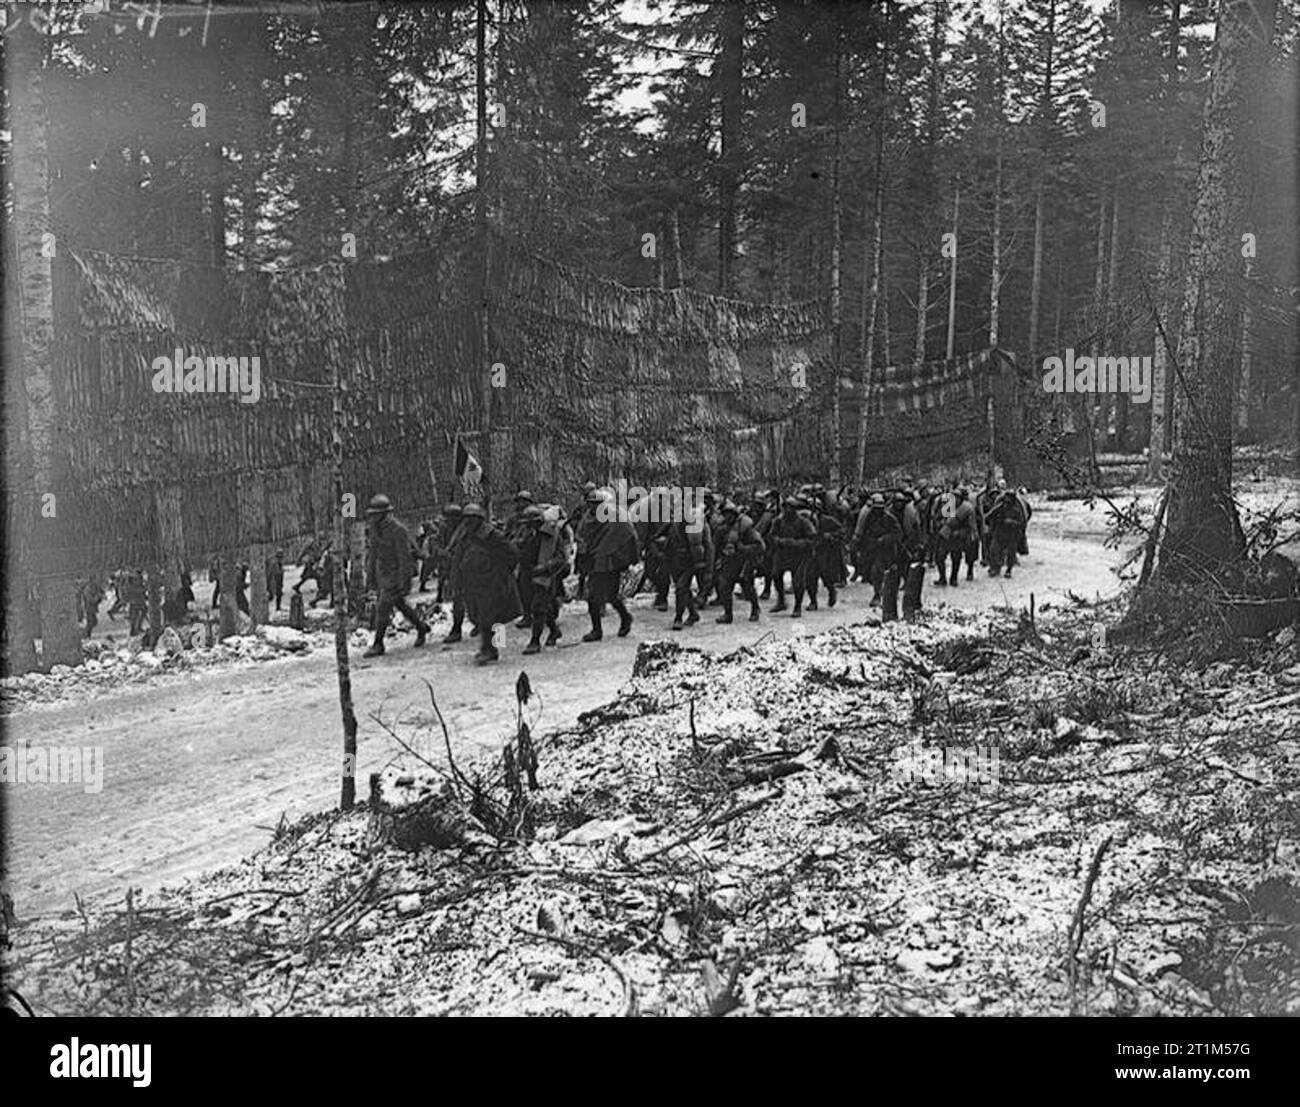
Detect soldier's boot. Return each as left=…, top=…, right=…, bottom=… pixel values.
left=769, top=577, right=787, bottom=613
left=614, top=601, right=633, bottom=638
left=545, top=620, right=562, bottom=646
left=516, top=616, right=531, bottom=629
left=582, top=604, right=604, bottom=642
left=715, top=595, right=734, bottom=624
left=363, top=631, right=386, bottom=658
left=522, top=613, right=546, bottom=655
left=881, top=568, right=900, bottom=623
left=474, top=626, right=499, bottom=664
left=807, top=580, right=818, bottom=611
left=413, top=621, right=429, bottom=648
left=748, top=598, right=761, bottom=621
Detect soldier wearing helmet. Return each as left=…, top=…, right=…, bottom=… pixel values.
left=456, top=502, right=521, bottom=664
left=853, top=492, right=902, bottom=607
left=714, top=500, right=765, bottom=623
left=363, top=493, right=431, bottom=658
left=767, top=496, right=817, bottom=616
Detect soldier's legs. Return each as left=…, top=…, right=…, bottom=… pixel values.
left=444, top=595, right=465, bottom=643
left=672, top=568, right=693, bottom=627
left=739, top=565, right=760, bottom=620
left=790, top=560, right=806, bottom=615
left=770, top=565, right=787, bottom=611
left=392, top=594, right=430, bottom=641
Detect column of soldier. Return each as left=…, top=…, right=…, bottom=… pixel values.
left=362, top=476, right=1033, bottom=666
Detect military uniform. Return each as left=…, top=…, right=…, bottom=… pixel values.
left=853, top=496, right=902, bottom=605
left=768, top=500, right=817, bottom=616
left=363, top=495, right=431, bottom=657
left=715, top=504, right=765, bottom=622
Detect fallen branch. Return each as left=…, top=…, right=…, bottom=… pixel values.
left=742, top=761, right=807, bottom=785
left=1067, top=834, right=1113, bottom=1016
left=515, top=925, right=637, bottom=1017
left=706, top=788, right=782, bottom=829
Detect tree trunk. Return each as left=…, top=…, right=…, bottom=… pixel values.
left=670, top=206, right=685, bottom=289
left=11, top=19, right=81, bottom=669
left=717, top=1, right=743, bottom=296
left=1027, top=180, right=1046, bottom=385
left=1236, top=257, right=1254, bottom=435
left=828, top=23, right=844, bottom=484
left=1102, top=175, right=1122, bottom=449
left=1148, top=205, right=1174, bottom=481
left=332, top=336, right=359, bottom=810
left=854, top=1, right=889, bottom=485
left=945, top=181, right=959, bottom=359
left=1160, top=0, right=1274, bottom=580
left=476, top=0, right=493, bottom=500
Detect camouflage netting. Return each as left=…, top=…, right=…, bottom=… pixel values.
left=19, top=231, right=1021, bottom=584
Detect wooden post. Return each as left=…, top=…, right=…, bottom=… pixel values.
left=330, top=332, right=358, bottom=810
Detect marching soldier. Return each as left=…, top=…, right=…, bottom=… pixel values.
left=651, top=504, right=711, bottom=630
left=807, top=497, right=842, bottom=610
left=714, top=500, right=764, bottom=623
left=362, top=494, right=430, bottom=657
left=521, top=504, right=574, bottom=654
left=768, top=497, right=816, bottom=616
left=985, top=483, right=1028, bottom=578
left=577, top=488, right=638, bottom=641
left=853, top=493, right=901, bottom=607
left=455, top=503, right=520, bottom=664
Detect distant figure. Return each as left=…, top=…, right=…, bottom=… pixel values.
left=163, top=572, right=196, bottom=626
left=265, top=550, right=285, bottom=611
left=78, top=577, right=105, bottom=638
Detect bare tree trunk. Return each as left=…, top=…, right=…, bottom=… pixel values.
left=828, top=24, right=844, bottom=483
left=1102, top=176, right=1122, bottom=449
left=1028, top=180, right=1046, bottom=383
left=1083, top=194, right=1107, bottom=479
left=989, top=144, right=1003, bottom=348
left=1236, top=257, right=1254, bottom=435
left=1160, top=0, right=1274, bottom=579
left=1148, top=205, right=1174, bottom=480
left=989, top=0, right=1007, bottom=349
left=11, top=17, right=80, bottom=669
left=332, top=337, right=358, bottom=810
left=945, top=181, right=959, bottom=359
left=476, top=0, right=493, bottom=502
left=670, top=206, right=685, bottom=289
left=854, top=1, right=889, bottom=485
left=717, top=1, right=744, bottom=296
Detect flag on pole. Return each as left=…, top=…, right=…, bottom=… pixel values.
left=455, top=438, right=483, bottom=497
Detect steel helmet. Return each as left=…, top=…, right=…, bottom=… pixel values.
left=462, top=503, right=487, bottom=519
left=367, top=493, right=392, bottom=515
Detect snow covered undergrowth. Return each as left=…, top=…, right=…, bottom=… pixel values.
left=7, top=601, right=1299, bottom=1016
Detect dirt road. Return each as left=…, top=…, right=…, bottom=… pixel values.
left=4, top=499, right=1124, bottom=920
